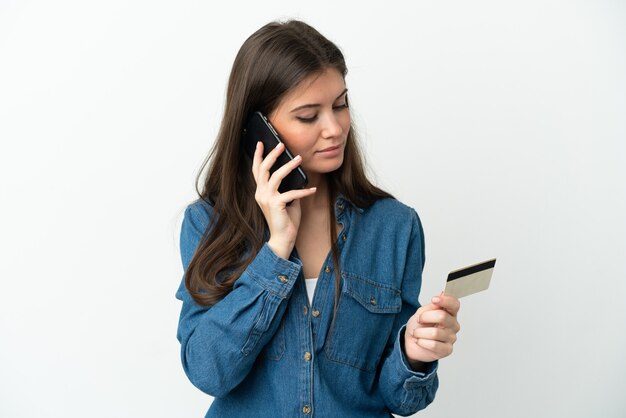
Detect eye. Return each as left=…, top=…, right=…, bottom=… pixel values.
left=333, top=94, right=349, bottom=111
left=296, top=115, right=318, bottom=123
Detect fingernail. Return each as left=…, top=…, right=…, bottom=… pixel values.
left=309, top=187, right=317, bottom=191
left=433, top=297, right=441, bottom=304
left=294, top=154, right=301, bottom=160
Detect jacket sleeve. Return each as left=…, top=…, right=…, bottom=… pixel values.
left=376, top=207, right=439, bottom=416
left=175, top=202, right=302, bottom=398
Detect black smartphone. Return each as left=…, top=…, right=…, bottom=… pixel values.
left=242, top=111, right=308, bottom=193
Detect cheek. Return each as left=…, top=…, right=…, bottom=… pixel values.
left=282, top=127, right=316, bottom=152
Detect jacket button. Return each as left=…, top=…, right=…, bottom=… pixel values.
left=312, top=309, right=320, bottom=318
left=324, top=266, right=331, bottom=273
left=277, top=274, right=288, bottom=283
left=342, top=234, right=347, bottom=241
left=303, top=405, right=311, bottom=414
left=370, top=297, right=377, bottom=305
left=304, top=351, right=311, bottom=361
left=303, top=306, right=308, bottom=316
left=337, top=202, right=344, bottom=210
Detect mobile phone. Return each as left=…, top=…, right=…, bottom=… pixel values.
left=242, top=111, right=308, bottom=193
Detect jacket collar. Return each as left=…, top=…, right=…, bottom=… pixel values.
left=335, top=193, right=364, bottom=215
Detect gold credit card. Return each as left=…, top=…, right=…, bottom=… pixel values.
left=444, top=259, right=496, bottom=299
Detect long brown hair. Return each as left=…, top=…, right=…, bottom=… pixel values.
left=185, top=20, right=393, bottom=318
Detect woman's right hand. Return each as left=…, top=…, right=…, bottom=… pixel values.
left=251, top=141, right=317, bottom=259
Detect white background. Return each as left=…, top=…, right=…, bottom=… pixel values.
left=1, top=1, right=625, bottom=417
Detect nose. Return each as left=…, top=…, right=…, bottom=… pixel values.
left=320, top=112, right=344, bottom=139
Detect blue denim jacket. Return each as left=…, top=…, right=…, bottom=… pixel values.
left=175, top=195, right=439, bottom=417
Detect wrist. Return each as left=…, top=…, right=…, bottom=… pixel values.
left=267, top=239, right=293, bottom=260
left=408, top=358, right=430, bottom=373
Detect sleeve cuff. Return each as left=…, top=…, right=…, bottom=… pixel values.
left=238, top=242, right=303, bottom=299
left=395, top=324, right=438, bottom=386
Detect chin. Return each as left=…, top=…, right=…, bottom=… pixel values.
left=307, top=157, right=344, bottom=175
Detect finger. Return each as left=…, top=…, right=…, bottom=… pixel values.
left=259, top=141, right=285, bottom=175
left=418, top=303, right=439, bottom=313
left=267, top=154, right=304, bottom=190
left=276, top=186, right=317, bottom=203
left=412, top=327, right=458, bottom=345
left=410, top=303, right=440, bottom=327
left=419, top=309, right=453, bottom=328
left=432, top=293, right=461, bottom=316
left=411, top=339, right=438, bottom=355
left=415, top=339, right=454, bottom=357
left=252, top=141, right=264, bottom=182
left=410, top=304, right=431, bottom=326
left=421, top=312, right=460, bottom=334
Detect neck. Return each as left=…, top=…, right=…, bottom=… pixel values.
left=300, top=173, right=331, bottom=217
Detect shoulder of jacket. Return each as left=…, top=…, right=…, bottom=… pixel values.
left=185, top=198, right=215, bottom=230
left=363, top=197, right=418, bottom=221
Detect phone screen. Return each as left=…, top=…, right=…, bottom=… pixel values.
left=242, top=111, right=308, bottom=193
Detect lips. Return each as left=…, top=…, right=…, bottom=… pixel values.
left=317, top=144, right=341, bottom=153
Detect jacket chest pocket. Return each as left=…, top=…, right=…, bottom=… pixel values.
left=323, top=272, right=402, bottom=372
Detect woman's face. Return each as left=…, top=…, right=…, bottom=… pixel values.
left=268, top=68, right=350, bottom=184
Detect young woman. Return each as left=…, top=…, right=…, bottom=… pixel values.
left=176, top=19, right=461, bottom=417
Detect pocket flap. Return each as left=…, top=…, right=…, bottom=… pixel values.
left=342, top=273, right=402, bottom=313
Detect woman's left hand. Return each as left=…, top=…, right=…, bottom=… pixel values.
left=403, top=293, right=461, bottom=365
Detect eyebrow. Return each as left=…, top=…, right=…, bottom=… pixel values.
left=289, top=88, right=348, bottom=113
